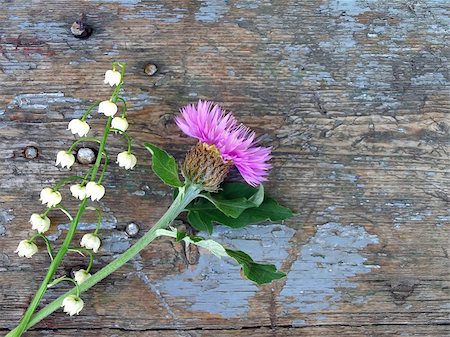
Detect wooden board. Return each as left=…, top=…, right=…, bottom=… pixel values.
left=0, top=0, right=449, bottom=336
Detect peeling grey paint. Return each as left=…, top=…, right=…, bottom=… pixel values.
left=7, top=92, right=81, bottom=110
left=157, top=224, right=295, bottom=317
left=279, top=222, right=379, bottom=313
left=195, top=0, right=229, bottom=23
left=235, top=0, right=259, bottom=9
left=0, top=209, right=14, bottom=236
left=121, top=5, right=187, bottom=23
left=320, top=0, right=370, bottom=17
left=6, top=92, right=87, bottom=119
left=47, top=215, right=118, bottom=242
left=101, top=231, right=131, bottom=254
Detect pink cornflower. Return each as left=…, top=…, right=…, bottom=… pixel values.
left=176, top=100, right=271, bottom=186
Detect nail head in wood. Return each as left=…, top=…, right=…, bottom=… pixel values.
left=23, top=146, right=39, bottom=159
left=77, top=147, right=96, bottom=164
left=144, top=63, right=158, bottom=76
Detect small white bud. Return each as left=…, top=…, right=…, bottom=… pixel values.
left=70, top=184, right=87, bottom=200
left=98, top=100, right=118, bottom=117
left=80, top=233, right=101, bottom=253
left=39, top=188, right=62, bottom=207
left=116, top=151, right=137, bottom=170
left=111, top=116, right=129, bottom=132
left=104, top=69, right=121, bottom=86
left=61, top=295, right=84, bottom=316
left=30, top=213, right=51, bottom=233
left=85, top=182, right=105, bottom=201
left=56, top=151, right=75, bottom=169
left=74, top=269, right=91, bottom=284
left=15, top=240, right=38, bottom=258
left=67, top=119, right=90, bottom=137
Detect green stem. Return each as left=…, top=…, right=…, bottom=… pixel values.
left=47, top=277, right=80, bottom=297
left=116, top=97, right=127, bottom=117
left=67, top=137, right=101, bottom=153
left=97, top=152, right=109, bottom=184
left=110, top=128, right=132, bottom=153
left=81, top=101, right=100, bottom=121
left=90, top=118, right=112, bottom=181
left=11, top=198, right=88, bottom=337
left=12, top=115, right=114, bottom=337
left=53, top=176, right=84, bottom=191
left=86, top=206, right=103, bottom=235
left=29, top=234, right=54, bottom=261
left=68, top=248, right=94, bottom=273
left=6, top=184, right=201, bottom=336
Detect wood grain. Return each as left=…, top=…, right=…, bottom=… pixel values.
left=0, top=0, right=449, bottom=336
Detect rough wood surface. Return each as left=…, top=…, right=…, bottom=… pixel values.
left=1, top=0, right=449, bottom=336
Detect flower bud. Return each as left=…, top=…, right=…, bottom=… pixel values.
left=116, top=151, right=137, bottom=170
left=80, top=233, right=101, bottom=253
left=111, top=116, right=129, bottom=132
left=85, top=182, right=105, bottom=201
left=104, top=69, right=121, bottom=86
left=70, top=184, right=87, bottom=200
left=30, top=213, right=51, bottom=233
left=74, top=269, right=91, bottom=284
left=40, top=188, right=62, bottom=207
left=182, top=142, right=233, bottom=192
left=56, top=151, right=75, bottom=169
left=61, top=295, right=84, bottom=316
left=67, top=119, right=90, bottom=137
left=15, top=240, right=38, bottom=258
left=98, top=100, right=118, bottom=117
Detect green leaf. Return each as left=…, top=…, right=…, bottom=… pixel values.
left=225, top=249, right=286, bottom=285
left=187, top=210, right=214, bottom=234
left=185, top=184, right=293, bottom=233
left=155, top=228, right=284, bottom=283
left=144, top=143, right=183, bottom=187
left=203, top=184, right=264, bottom=218
left=156, top=228, right=227, bottom=258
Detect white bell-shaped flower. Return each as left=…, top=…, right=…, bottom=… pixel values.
left=40, top=188, right=62, bottom=207
left=61, top=295, right=84, bottom=316
left=104, top=69, right=121, bottom=86
left=70, top=184, right=87, bottom=200
left=15, top=240, right=38, bottom=258
left=80, top=233, right=101, bottom=253
left=116, top=151, right=137, bottom=170
left=67, top=119, right=90, bottom=137
left=98, top=100, right=118, bottom=117
left=30, top=213, right=51, bottom=233
left=85, top=182, right=105, bottom=201
left=111, top=116, right=129, bottom=132
left=74, top=269, right=91, bottom=284
left=56, top=151, right=75, bottom=169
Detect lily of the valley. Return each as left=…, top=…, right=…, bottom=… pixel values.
left=61, top=295, right=84, bottom=316
left=15, top=240, right=38, bottom=258
left=116, top=151, right=137, bottom=170
left=104, top=70, right=121, bottom=86
left=111, top=116, right=128, bottom=132
left=30, top=213, right=51, bottom=233
left=56, top=151, right=75, bottom=169
left=70, top=184, right=87, bottom=200
left=74, top=269, right=91, bottom=284
left=98, top=100, right=118, bottom=117
left=67, top=119, right=90, bottom=137
left=39, top=188, right=62, bottom=207
left=80, top=233, right=101, bottom=253
left=85, top=182, right=105, bottom=201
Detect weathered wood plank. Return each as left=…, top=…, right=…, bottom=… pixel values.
left=0, top=0, right=449, bottom=335
left=1, top=325, right=450, bottom=337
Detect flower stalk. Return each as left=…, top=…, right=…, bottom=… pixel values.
left=11, top=63, right=126, bottom=337
left=7, top=183, right=201, bottom=336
